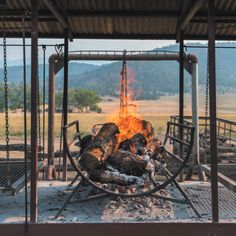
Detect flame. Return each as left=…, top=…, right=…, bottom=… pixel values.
left=107, top=64, right=144, bottom=145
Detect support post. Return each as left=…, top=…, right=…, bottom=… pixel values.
left=62, top=30, right=69, bottom=181
left=179, top=31, right=184, bottom=182
left=191, top=63, right=205, bottom=181
left=47, top=62, right=56, bottom=179
left=30, top=0, right=38, bottom=223
left=208, top=0, right=219, bottom=223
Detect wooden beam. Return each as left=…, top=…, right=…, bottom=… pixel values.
left=42, top=0, right=73, bottom=40
left=181, top=0, right=205, bottom=31
left=177, top=0, right=205, bottom=41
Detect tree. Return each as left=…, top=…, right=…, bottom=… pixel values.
left=0, top=82, right=31, bottom=111
left=55, top=89, right=102, bottom=113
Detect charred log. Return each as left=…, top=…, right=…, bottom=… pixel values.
left=146, top=137, right=163, bottom=158
left=90, top=169, right=144, bottom=186
left=79, top=123, right=119, bottom=171
left=77, top=134, right=94, bottom=154
left=141, top=120, right=154, bottom=143
left=118, top=133, right=147, bottom=154
left=107, top=150, right=148, bottom=176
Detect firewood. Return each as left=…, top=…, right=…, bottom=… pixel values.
left=76, top=134, right=94, bottom=154
left=79, top=123, right=119, bottom=171
left=90, top=169, right=145, bottom=186
left=146, top=137, right=163, bottom=158
left=118, top=133, right=147, bottom=154
left=107, top=150, right=148, bottom=176
left=141, top=120, right=154, bottom=143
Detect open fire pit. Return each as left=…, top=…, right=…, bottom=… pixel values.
left=55, top=60, right=200, bottom=219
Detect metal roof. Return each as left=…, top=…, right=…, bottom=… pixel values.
left=1, top=0, right=236, bottom=40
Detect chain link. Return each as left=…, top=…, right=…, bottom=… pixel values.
left=3, top=33, right=11, bottom=186
left=37, top=72, right=41, bottom=152
left=205, top=50, right=209, bottom=135
left=203, top=47, right=210, bottom=163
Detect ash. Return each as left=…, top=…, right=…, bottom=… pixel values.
left=102, top=193, right=173, bottom=222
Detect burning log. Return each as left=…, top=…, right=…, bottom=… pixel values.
left=79, top=123, right=119, bottom=171
left=107, top=150, right=148, bottom=176
left=118, top=133, right=147, bottom=154
left=146, top=138, right=163, bottom=158
left=141, top=120, right=154, bottom=143
left=77, top=134, right=94, bottom=154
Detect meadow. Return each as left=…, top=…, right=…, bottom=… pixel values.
left=0, top=94, right=236, bottom=141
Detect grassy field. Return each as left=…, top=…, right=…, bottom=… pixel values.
left=0, top=94, right=236, bottom=140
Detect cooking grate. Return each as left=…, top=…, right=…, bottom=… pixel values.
left=0, top=161, right=31, bottom=195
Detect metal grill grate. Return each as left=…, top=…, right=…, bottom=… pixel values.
left=172, top=183, right=236, bottom=220
left=0, top=161, right=31, bottom=187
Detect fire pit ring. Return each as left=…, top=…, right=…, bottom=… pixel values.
left=63, top=120, right=195, bottom=198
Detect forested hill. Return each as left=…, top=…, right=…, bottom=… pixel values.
left=58, top=42, right=236, bottom=99
left=1, top=42, right=236, bottom=99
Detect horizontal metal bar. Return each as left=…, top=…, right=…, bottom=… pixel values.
left=4, top=32, right=236, bottom=40
left=2, top=9, right=236, bottom=18
left=64, top=120, right=79, bottom=129
left=1, top=222, right=236, bottom=236
left=150, top=193, right=186, bottom=204
left=167, top=135, right=191, bottom=147
left=164, top=148, right=184, bottom=163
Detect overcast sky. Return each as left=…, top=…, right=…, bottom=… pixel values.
left=0, top=38, right=177, bottom=64
left=0, top=38, right=209, bottom=65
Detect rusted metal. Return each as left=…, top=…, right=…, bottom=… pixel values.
left=30, top=0, right=39, bottom=223
left=55, top=120, right=199, bottom=218
left=47, top=62, right=56, bottom=180
left=1, top=223, right=236, bottom=236
left=47, top=52, right=199, bottom=171
left=178, top=32, right=184, bottom=182
left=208, top=0, right=219, bottom=223
left=180, top=0, right=205, bottom=31
left=62, top=30, right=69, bottom=181
left=3, top=1, right=236, bottom=40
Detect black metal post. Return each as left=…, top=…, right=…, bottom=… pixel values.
left=62, top=30, right=69, bottom=181
left=179, top=31, right=184, bottom=181
left=30, top=0, right=39, bottom=223
left=208, top=0, right=219, bottom=223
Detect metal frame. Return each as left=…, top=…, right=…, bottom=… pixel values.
left=208, top=0, right=219, bottom=223
left=47, top=51, right=200, bottom=181
left=0, top=161, right=44, bottom=196
left=0, top=0, right=228, bottom=229
left=54, top=120, right=200, bottom=219
left=1, top=223, right=236, bottom=236
left=30, top=0, right=39, bottom=223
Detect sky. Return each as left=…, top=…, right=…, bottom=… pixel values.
left=0, top=38, right=178, bottom=65
left=0, top=38, right=210, bottom=66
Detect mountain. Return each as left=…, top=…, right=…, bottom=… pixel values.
left=0, top=62, right=99, bottom=86
left=57, top=42, right=236, bottom=98
left=1, top=42, right=236, bottom=99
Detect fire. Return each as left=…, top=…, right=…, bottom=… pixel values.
left=107, top=60, right=144, bottom=145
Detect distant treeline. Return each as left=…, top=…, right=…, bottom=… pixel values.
left=0, top=83, right=102, bottom=113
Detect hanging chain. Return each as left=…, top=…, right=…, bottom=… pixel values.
left=42, top=45, right=46, bottom=160
left=37, top=64, right=41, bottom=152
left=203, top=47, right=210, bottom=164
left=204, top=49, right=210, bottom=139
left=3, top=32, right=11, bottom=186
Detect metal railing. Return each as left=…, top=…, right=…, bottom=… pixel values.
left=170, top=115, right=236, bottom=144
